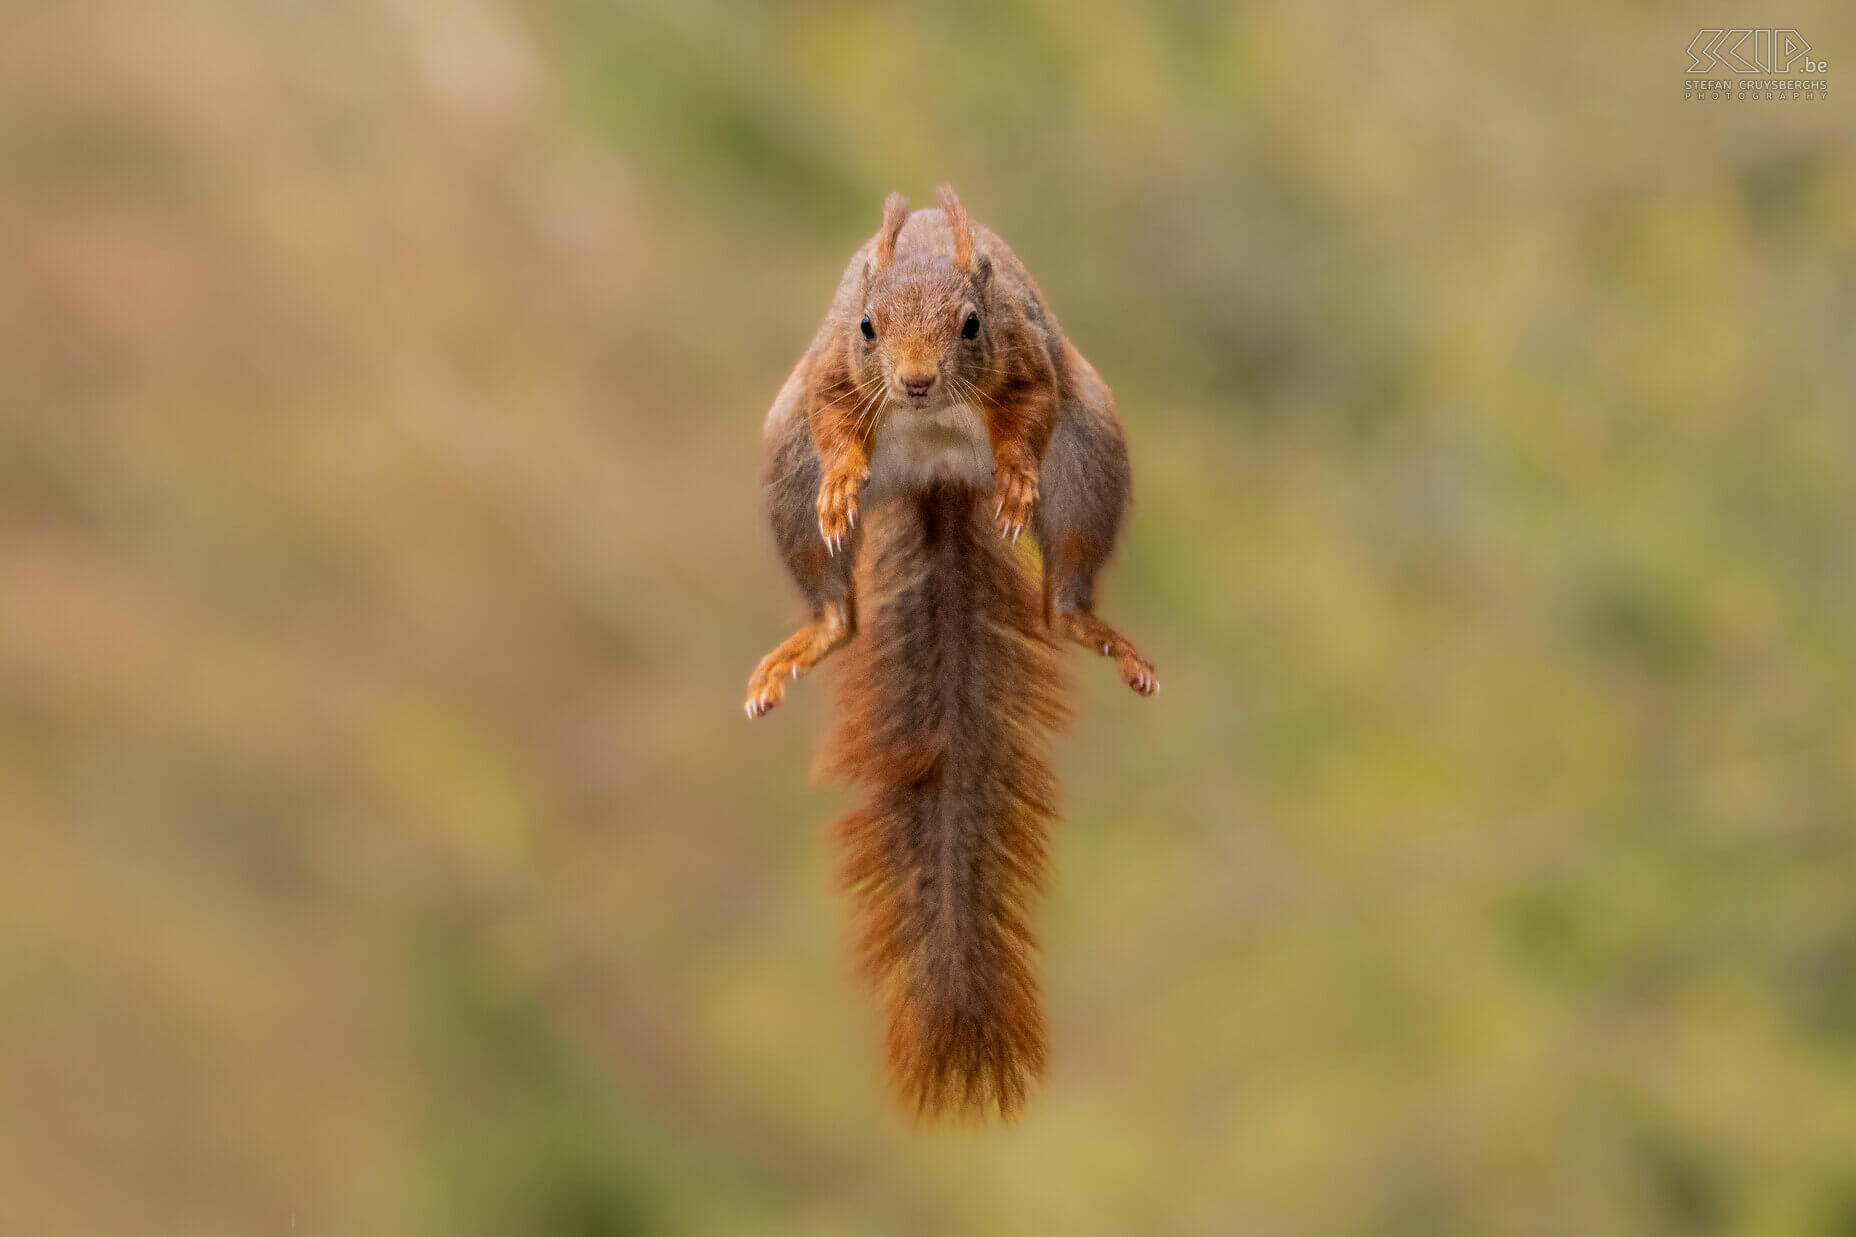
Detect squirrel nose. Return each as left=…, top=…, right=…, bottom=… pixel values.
left=901, top=372, right=936, bottom=398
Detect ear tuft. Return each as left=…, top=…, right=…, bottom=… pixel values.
left=874, top=193, right=910, bottom=270
left=937, top=184, right=974, bottom=273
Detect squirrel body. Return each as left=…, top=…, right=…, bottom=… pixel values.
left=746, top=188, right=1154, bottom=1120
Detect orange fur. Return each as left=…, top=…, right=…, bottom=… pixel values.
left=938, top=183, right=974, bottom=273
left=747, top=189, right=1156, bottom=1120
left=823, top=487, right=1066, bottom=1120
left=873, top=192, right=910, bottom=270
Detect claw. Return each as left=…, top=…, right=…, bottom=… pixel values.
left=791, top=665, right=798, bottom=679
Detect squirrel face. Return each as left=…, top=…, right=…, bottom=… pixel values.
left=848, top=188, right=998, bottom=417
left=855, top=256, right=989, bottom=411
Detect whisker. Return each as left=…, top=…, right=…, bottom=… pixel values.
left=954, top=374, right=1004, bottom=412
left=851, top=379, right=890, bottom=440
left=833, top=372, right=887, bottom=429
left=836, top=373, right=885, bottom=405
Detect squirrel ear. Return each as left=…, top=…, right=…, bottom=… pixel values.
left=937, top=184, right=974, bottom=273
left=873, top=193, right=910, bottom=271
left=972, top=252, right=993, bottom=295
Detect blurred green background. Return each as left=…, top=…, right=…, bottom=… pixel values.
left=3, top=1, right=1854, bottom=1233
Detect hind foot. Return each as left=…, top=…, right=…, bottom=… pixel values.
left=1056, top=609, right=1157, bottom=696
left=745, top=602, right=853, bottom=718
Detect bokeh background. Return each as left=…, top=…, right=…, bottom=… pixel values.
left=4, top=1, right=1855, bottom=1232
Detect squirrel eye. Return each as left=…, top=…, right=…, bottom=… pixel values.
left=860, top=315, right=876, bottom=341
left=961, top=311, right=981, bottom=340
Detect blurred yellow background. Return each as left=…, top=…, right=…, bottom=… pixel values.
left=3, top=1, right=1854, bottom=1233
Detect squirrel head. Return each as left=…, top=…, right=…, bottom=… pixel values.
left=852, top=186, right=996, bottom=412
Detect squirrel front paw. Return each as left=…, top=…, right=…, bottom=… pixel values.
left=992, top=462, right=1038, bottom=542
left=816, top=463, right=868, bottom=555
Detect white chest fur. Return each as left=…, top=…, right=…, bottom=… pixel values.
left=861, top=401, right=996, bottom=506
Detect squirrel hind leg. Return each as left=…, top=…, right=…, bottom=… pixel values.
left=745, top=600, right=855, bottom=718
left=763, top=384, right=862, bottom=603
left=1032, top=374, right=1151, bottom=695
left=753, top=384, right=863, bottom=718
left=1037, top=526, right=1156, bottom=697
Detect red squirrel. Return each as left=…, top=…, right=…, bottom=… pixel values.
left=745, top=187, right=1155, bottom=1120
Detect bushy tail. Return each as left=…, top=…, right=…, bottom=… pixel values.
left=824, top=485, right=1067, bottom=1121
